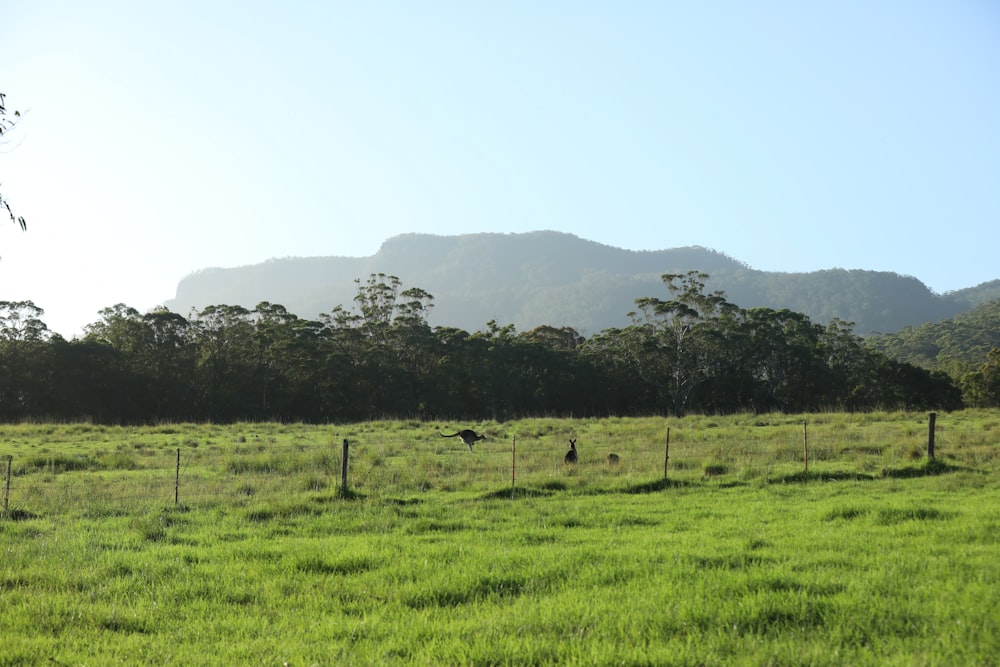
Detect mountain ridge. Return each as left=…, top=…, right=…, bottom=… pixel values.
left=165, top=231, right=998, bottom=335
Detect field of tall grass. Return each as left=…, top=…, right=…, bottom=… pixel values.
left=1, top=410, right=998, bottom=665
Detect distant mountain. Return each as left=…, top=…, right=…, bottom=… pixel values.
left=164, top=231, right=998, bottom=336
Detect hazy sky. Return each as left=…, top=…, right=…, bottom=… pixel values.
left=2, top=1, right=999, bottom=338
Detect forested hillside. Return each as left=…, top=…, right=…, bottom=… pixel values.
left=867, top=295, right=999, bottom=362
left=4, top=232, right=997, bottom=423
left=165, top=231, right=997, bottom=336
left=864, top=299, right=1000, bottom=408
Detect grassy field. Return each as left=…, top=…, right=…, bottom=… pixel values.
left=1, top=411, right=998, bottom=665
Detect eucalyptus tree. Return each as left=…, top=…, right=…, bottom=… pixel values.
left=818, top=318, right=870, bottom=407
left=318, top=305, right=372, bottom=419
left=140, top=308, right=197, bottom=420
left=385, top=280, right=438, bottom=416
left=46, top=336, right=123, bottom=422
left=737, top=308, right=830, bottom=412
left=519, top=325, right=585, bottom=351
left=579, top=326, right=660, bottom=415
left=86, top=304, right=145, bottom=351
left=516, top=325, right=598, bottom=415
left=0, top=300, right=48, bottom=342
left=468, top=320, right=532, bottom=420
left=854, top=354, right=962, bottom=411
left=321, top=274, right=438, bottom=418
left=84, top=304, right=156, bottom=420
left=279, top=317, right=329, bottom=421
left=429, top=326, right=480, bottom=417
left=629, top=271, right=740, bottom=416
left=249, top=302, right=319, bottom=419
left=84, top=306, right=198, bottom=421
left=418, top=319, right=518, bottom=420
left=433, top=322, right=589, bottom=419
left=350, top=273, right=435, bottom=336
left=961, top=348, right=1000, bottom=407
left=190, top=304, right=257, bottom=420
left=0, top=301, right=50, bottom=418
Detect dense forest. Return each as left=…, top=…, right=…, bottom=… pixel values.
left=867, top=299, right=1000, bottom=371
left=866, top=299, right=1000, bottom=407
left=3, top=272, right=991, bottom=424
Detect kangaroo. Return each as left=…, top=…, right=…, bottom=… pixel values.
left=564, top=439, right=578, bottom=464
left=606, top=453, right=620, bottom=465
left=440, top=429, right=486, bottom=452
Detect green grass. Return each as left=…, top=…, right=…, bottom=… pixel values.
left=0, top=411, right=998, bottom=665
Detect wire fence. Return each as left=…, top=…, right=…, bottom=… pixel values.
left=2, top=413, right=996, bottom=516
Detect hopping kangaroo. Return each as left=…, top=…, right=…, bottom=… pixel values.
left=564, top=439, right=578, bottom=464
left=441, top=429, right=486, bottom=452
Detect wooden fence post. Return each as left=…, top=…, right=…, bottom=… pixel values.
left=341, top=439, right=350, bottom=496
left=803, top=421, right=809, bottom=474
left=174, top=449, right=180, bottom=505
left=511, top=435, right=516, bottom=499
left=664, top=428, right=671, bottom=480
left=3, top=456, right=11, bottom=513
left=928, top=412, right=937, bottom=460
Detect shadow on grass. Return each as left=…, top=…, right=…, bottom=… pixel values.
left=625, top=478, right=691, bottom=494
left=774, top=459, right=964, bottom=484
left=388, top=497, right=423, bottom=506
left=775, top=470, right=876, bottom=484
left=1, top=508, right=38, bottom=521
left=881, top=458, right=961, bottom=479
left=336, top=487, right=366, bottom=501
left=480, top=487, right=558, bottom=500
left=482, top=478, right=692, bottom=500
left=307, top=488, right=369, bottom=504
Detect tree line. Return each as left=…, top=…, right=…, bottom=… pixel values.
left=0, top=272, right=979, bottom=425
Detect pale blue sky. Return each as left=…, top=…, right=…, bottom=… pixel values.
left=2, top=1, right=998, bottom=337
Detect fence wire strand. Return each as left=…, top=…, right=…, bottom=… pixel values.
left=1, top=415, right=994, bottom=516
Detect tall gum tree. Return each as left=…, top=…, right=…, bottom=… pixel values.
left=630, top=271, right=739, bottom=416
left=0, top=301, right=50, bottom=418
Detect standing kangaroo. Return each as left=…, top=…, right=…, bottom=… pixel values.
left=564, top=439, right=578, bottom=464
left=440, top=429, right=486, bottom=452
